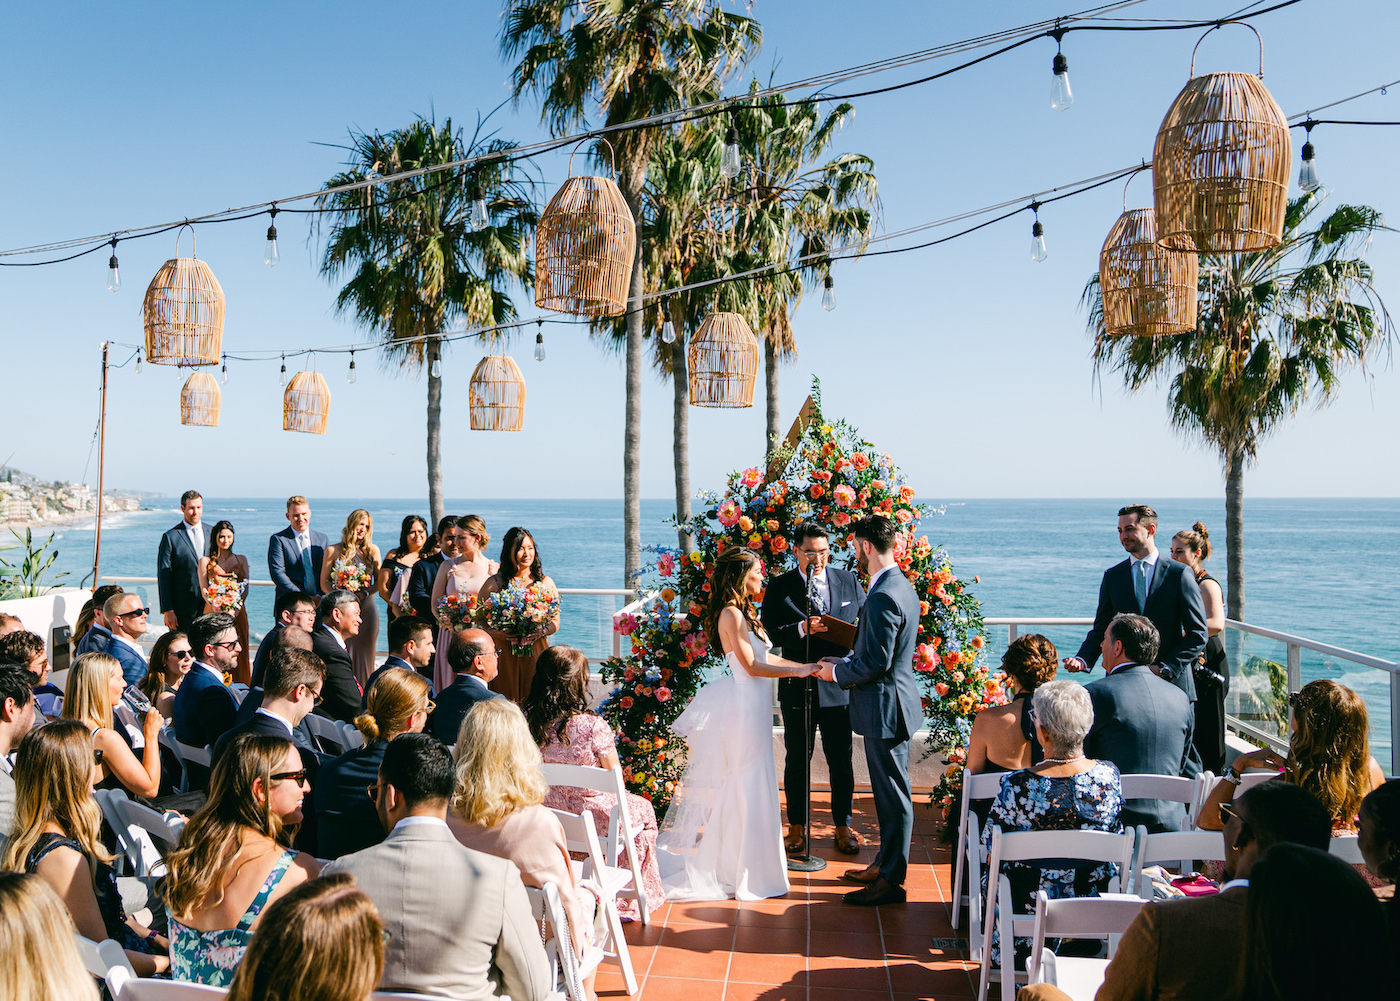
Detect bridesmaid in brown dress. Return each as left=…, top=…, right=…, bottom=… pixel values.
left=477, top=527, right=559, bottom=704
left=320, top=509, right=382, bottom=689
left=197, top=520, right=252, bottom=685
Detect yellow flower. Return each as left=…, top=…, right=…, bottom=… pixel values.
left=688, top=552, right=703, bottom=564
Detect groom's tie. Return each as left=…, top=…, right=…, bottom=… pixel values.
left=300, top=534, right=316, bottom=594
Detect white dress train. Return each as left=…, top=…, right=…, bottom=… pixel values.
left=656, top=626, right=790, bottom=901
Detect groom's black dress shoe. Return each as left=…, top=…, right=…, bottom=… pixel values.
left=842, top=864, right=881, bottom=885
left=844, top=877, right=906, bottom=906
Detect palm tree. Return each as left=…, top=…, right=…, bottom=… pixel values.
left=1086, top=192, right=1392, bottom=618
left=501, top=0, right=761, bottom=584
left=317, top=118, right=536, bottom=529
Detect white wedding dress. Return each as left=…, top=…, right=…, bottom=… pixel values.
left=656, top=625, right=790, bottom=901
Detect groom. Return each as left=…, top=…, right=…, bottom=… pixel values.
left=816, top=515, right=922, bottom=906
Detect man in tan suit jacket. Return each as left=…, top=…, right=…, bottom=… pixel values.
left=325, top=734, right=561, bottom=1001
left=1020, top=780, right=1332, bottom=1001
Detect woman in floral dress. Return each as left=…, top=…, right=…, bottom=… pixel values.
left=321, top=509, right=382, bottom=688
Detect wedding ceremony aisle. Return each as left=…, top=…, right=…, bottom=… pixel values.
left=600, top=790, right=976, bottom=1001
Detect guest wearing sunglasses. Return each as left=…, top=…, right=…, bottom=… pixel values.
left=104, top=592, right=152, bottom=686
left=159, top=733, right=321, bottom=987
left=173, top=614, right=243, bottom=786
left=141, top=631, right=194, bottom=720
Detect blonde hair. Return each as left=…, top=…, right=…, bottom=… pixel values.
left=340, top=509, right=378, bottom=576
left=458, top=514, right=491, bottom=550
left=1288, top=680, right=1373, bottom=827
left=354, top=668, right=430, bottom=742
left=286, top=496, right=308, bottom=511
left=62, top=651, right=118, bottom=731
left=0, top=873, right=100, bottom=1001
left=451, top=700, right=548, bottom=827
left=226, top=873, right=383, bottom=1001
left=2, top=720, right=113, bottom=874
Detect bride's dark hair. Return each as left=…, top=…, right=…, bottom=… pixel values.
left=703, top=548, right=765, bottom=650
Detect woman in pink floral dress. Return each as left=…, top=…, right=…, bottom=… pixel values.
left=526, top=645, right=663, bottom=920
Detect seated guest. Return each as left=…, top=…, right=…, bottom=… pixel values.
left=315, top=667, right=432, bottom=860
left=213, top=649, right=326, bottom=766
left=104, top=592, right=151, bottom=686
left=159, top=733, right=320, bottom=986
left=0, top=611, right=23, bottom=637
left=63, top=652, right=162, bottom=799
left=140, top=630, right=193, bottom=720
left=234, top=624, right=315, bottom=727
left=1, top=720, right=169, bottom=975
left=450, top=700, right=599, bottom=978
left=225, top=873, right=383, bottom=1001
left=429, top=628, right=503, bottom=744
left=328, top=733, right=560, bottom=1001
left=1083, top=612, right=1193, bottom=832
left=1020, top=780, right=1333, bottom=1001
left=528, top=644, right=662, bottom=921
left=312, top=590, right=365, bottom=723
left=0, top=872, right=101, bottom=1001
left=0, top=663, right=38, bottom=834
left=73, top=584, right=124, bottom=656
left=173, top=612, right=242, bottom=752
left=1359, top=781, right=1400, bottom=960
left=251, top=590, right=317, bottom=688
left=0, top=630, right=62, bottom=717
left=982, top=680, right=1123, bottom=970
left=365, top=614, right=437, bottom=700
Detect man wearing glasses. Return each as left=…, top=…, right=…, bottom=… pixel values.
left=105, top=592, right=151, bottom=686
left=173, top=612, right=242, bottom=756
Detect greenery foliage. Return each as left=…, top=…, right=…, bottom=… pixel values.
left=0, top=528, right=69, bottom=598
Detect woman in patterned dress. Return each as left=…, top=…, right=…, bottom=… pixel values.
left=321, top=509, right=382, bottom=688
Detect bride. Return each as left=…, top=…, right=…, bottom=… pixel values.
left=657, top=548, right=817, bottom=901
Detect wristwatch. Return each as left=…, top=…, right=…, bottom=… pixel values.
left=1221, top=765, right=1242, bottom=785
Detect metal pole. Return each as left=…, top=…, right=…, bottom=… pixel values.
left=788, top=565, right=825, bottom=872
left=1390, top=670, right=1400, bottom=777
left=91, top=342, right=109, bottom=587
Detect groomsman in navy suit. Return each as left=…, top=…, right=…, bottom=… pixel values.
left=408, top=516, right=460, bottom=621
left=157, top=490, right=207, bottom=632
left=268, top=495, right=329, bottom=605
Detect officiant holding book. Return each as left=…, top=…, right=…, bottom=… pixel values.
left=761, top=522, right=865, bottom=857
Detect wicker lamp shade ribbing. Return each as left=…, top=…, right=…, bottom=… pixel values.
left=535, top=175, right=637, bottom=316
left=283, top=371, right=331, bottom=434
left=142, top=257, right=226, bottom=366
left=469, top=355, right=526, bottom=431
left=1152, top=71, right=1290, bottom=253
left=688, top=312, right=759, bottom=409
left=1099, top=208, right=1199, bottom=337
left=179, top=372, right=221, bottom=426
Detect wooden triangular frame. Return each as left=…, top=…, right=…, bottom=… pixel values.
left=764, top=394, right=818, bottom=484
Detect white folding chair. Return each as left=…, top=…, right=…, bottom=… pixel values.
left=157, top=727, right=191, bottom=793
left=526, top=881, right=605, bottom=1001
left=302, top=712, right=348, bottom=754
left=109, top=790, right=187, bottom=879
left=94, top=789, right=136, bottom=875
left=230, top=683, right=249, bottom=706
left=336, top=720, right=367, bottom=750
left=541, top=761, right=651, bottom=924
left=1192, top=771, right=1216, bottom=822
left=1237, top=771, right=1278, bottom=794
left=73, top=932, right=135, bottom=995
left=1119, top=774, right=1198, bottom=829
left=371, top=993, right=458, bottom=1000
left=977, top=826, right=1138, bottom=1001
left=109, top=970, right=228, bottom=998
left=950, top=771, right=1008, bottom=942
left=1131, top=825, right=1226, bottom=897
left=1330, top=833, right=1365, bottom=864
left=550, top=807, right=638, bottom=994
left=1026, top=890, right=1147, bottom=1000
left=174, top=738, right=212, bottom=769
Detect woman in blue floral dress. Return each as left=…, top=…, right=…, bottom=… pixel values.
left=981, top=680, right=1124, bottom=969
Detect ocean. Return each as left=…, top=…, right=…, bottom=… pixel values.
left=30, top=496, right=1399, bottom=767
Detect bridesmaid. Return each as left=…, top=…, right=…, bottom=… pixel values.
left=477, top=527, right=559, bottom=704
left=198, top=520, right=251, bottom=685
left=320, top=509, right=382, bottom=688
left=378, top=515, right=428, bottom=622
left=430, top=515, right=497, bottom=693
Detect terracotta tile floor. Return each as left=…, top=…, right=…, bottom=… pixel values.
left=598, top=792, right=982, bottom=1001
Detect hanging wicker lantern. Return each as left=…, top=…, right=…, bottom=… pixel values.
left=179, top=372, right=221, bottom=427
left=1100, top=205, right=1199, bottom=337
left=469, top=355, right=527, bottom=431
left=283, top=370, right=331, bottom=434
left=143, top=227, right=225, bottom=367
left=1152, top=25, right=1290, bottom=253
left=688, top=312, right=759, bottom=408
left=535, top=140, right=636, bottom=317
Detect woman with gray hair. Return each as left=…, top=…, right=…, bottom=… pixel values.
left=980, top=679, right=1124, bottom=970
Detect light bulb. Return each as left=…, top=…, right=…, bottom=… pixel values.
left=661, top=315, right=676, bottom=344
left=1030, top=220, right=1049, bottom=262
left=220, top=357, right=228, bottom=385
left=430, top=356, right=442, bottom=379
left=721, top=123, right=742, bottom=179
left=1299, top=141, right=1320, bottom=192
left=347, top=352, right=357, bottom=384
left=106, top=241, right=121, bottom=292
left=1051, top=52, right=1074, bottom=111
left=534, top=333, right=546, bottom=362
left=134, top=350, right=142, bottom=375
left=279, top=356, right=287, bottom=387
left=264, top=224, right=280, bottom=267
left=470, top=194, right=490, bottom=231
left=821, top=275, right=836, bottom=311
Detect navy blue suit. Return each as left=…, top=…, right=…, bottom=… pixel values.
left=157, top=522, right=205, bottom=632
left=172, top=663, right=238, bottom=750
left=834, top=566, right=923, bottom=885
left=74, top=623, right=112, bottom=657
left=314, top=740, right=389, bottom=860
left=268, top=526, right=328, bottom=602
left=407, top=553, right=446, bottom=621
left=212, top=709, right=322, bottom=852
left=428, top=674, right=503, bottom=745
left=363, top=655, right=432, bottom=709
left=107, top=638, right=148, bottom=687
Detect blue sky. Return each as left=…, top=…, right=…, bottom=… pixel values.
left=2, top=1, right=1397, bottom=502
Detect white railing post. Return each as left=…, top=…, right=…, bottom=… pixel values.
left=1286, top=643, right=1302, bottom=694
left=1392, top=672, right=1400, bottom=777
left=1007, top=622, right=1019, bottom=644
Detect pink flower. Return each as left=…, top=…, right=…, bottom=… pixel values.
left=851, top=452, right=871, bottom=471
left=717, top=499, right=741, bottom=527
left=895, top=509, right=913, bottom=524
left=655, top=687, right=672, bottom=703
left=934, top=682, right=950, bottom=697
left=739, top=467, right=764, bottom=489
left=657, top=553, right=675, bottom=577
left=952, top=670, right=965, bottom=683
left=832, top=511, right=851, bottom=528
left=616, top=613, right=638, bottom=637
left=833, top=484, right=857, bottom=507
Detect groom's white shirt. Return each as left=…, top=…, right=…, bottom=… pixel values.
left=832, top=563, right=896, bottom=688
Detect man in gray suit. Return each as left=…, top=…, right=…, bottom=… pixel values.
left=817, top=515, right=923, bottom=906
left=0, top=663, right=38, bottom=837
left=325, top=734, right=559, bottom=1001
left=1083, top=613, right=1194, bottom=832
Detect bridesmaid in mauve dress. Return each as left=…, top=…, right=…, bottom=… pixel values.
left=320, top=509, right=382, bottom=688
left=377, top=515, right=428, bottom=625
left=429, top=515, right=497, bottom=693
left=478, top=527, right=559, bottom=705
left=198, top=520, right=252, bottom=685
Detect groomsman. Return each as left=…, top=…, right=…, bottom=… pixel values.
left=268, top=495, right=329, bottom=604
left=157, top=490, right=206, bottom=632
left=761, top=523, right=864, bottom=856
left=408, top=516, right=460, bottom=621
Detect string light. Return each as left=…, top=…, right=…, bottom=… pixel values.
left=1050, top=28, right=1074, bottom=111
left=220, top=353, right=228, bottom=385
left=105, top=238, right=121, bottom=292
left=721, top=112, right=742, bottom=179
left=470, top=183, right=490, bottom=232
left=821, top=274, right=837, bottom=311
left=1299, top=120, right=1321, bottom=191
left=661, top=301, right=677, bottom=344
left=134, top=348, right=142, bottom=374
left=534, top=332, right=546, bottom=363
left=429, top=349, right=442, bottom=379
left=279, top=354, right=287, bottom=387
left=264, top=207, right=280, bottom=267
left=347, top=349, right=357, bottom=384
left=1029, top=202, right=1048, bottom=262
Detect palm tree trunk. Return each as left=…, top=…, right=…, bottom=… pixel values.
left=426, top=345, right=444, bottom=531
left=672, top=334, right=693, bottom=554
left=620, top=178, right=646, bottom=588
left=764, top=334, right=780, bottom=460
left=1224, top=443, right=1246, bottom=620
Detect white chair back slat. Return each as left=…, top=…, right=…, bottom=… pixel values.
left=1237, top=771, right=1277, bottom=793
left=525, top=882, right=604, bottom=1001
left=112, top=791, right=188, bottom=880
left=950, top=770, right=1008, bottom=932
left=93, top=790, right=137, bottom=876
left=302, top=712, right=346, bottom=753
left=114, top=976, right=230, bottom=998
left=1027, top=890, right=1147, bottom=995
left=74, top=933, right=136, bottom=997
left=549, top=808, right=639, bottom=994
left=1132, top=825, right=1226, bottom=897
left=157, top=727, right=191, bottom=793
left=174, top=738, right=212, bottom=768
left=336, top=721, right=367, bottom=749
left=1329, top=834, right=1365, bottom=864
left=1119, top=773, right=1198, bottom=828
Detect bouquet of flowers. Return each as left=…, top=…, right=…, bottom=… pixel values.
left=331, top=556, right=373, bottom=595
left=203, top=575, right=245, bottom=614
left=436, top=592, right=478, bottom=632
left=481, top=580, right=559, bottom=656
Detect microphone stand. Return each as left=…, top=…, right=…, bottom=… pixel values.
left=787, top=562, right=826, bottom=873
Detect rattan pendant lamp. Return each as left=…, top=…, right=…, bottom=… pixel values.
left=535, top=140, right=636, bottom=317
left=1152, top=22, right=1290, bottom=254
left=283, top=361, right=331, bottom=434
left=143, top=226, right=225, bottom=367
left=179, top=372, right=221, bottom=426
left=1099, top=169, right=1199, bottom=337
left=469, top=354, right=527, bottom=431
left=688, top=311, right=759, bottom=408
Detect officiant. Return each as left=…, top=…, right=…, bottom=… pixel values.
left=761, top=522, right=865, bottom=856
